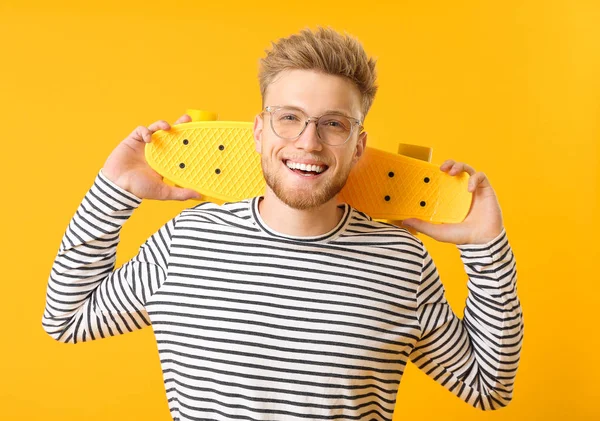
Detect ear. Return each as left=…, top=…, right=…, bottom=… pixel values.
left=253, top=114, right=264, bottom=154
left=351, top=131, right=367, bottom=165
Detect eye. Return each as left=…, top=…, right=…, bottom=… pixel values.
left=321, top=118, right=349, bottom=130
left=278, top=111, right=302, bottom=122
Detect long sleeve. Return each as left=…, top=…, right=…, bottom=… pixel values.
left=409, top=228, right=523, bottom=410
left=41, top=170, right=176, bottom=344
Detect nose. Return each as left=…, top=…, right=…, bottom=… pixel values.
left=294, top=120, right=323, bottom=152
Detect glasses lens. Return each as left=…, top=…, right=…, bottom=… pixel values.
left=317, top=115, right=352, bottom=145
left=269, top=107, right=355, bottom=145
left=271, top=108, right=306, bottom=139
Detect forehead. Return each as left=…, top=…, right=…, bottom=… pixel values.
left=264, top=69, right=362, bottom=118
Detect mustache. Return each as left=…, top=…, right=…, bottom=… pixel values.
left=281, top=154, right=330, bottom=165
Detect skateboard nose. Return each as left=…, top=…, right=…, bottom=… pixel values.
left=186, top=110, right=218, bottom=121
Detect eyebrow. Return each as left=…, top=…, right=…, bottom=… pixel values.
left=283, top=105, right=359, bottom=120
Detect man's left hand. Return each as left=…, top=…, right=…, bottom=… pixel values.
left=400, top=160, right=504, bottom=245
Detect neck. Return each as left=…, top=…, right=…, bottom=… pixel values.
left=258, top=188, right=344, bottom=237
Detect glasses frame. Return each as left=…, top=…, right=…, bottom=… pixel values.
left=262, top=105, right=364, bottom=146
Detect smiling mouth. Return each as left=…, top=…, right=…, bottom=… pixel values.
left=283, top=159, right=329, bottom=177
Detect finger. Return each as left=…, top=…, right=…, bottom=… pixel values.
left=448, top=162, right=476, bottom=176
left=162, top=186, right=202, bottom=201
left=148, top=119, right=171, bottom=133
left=440, top=160, right=455, bottom=171
left=130, top=125, right=152, bottom=143
left=174, top=114, right=192, bottom=125
left=468, top=171, right=491, bottom=192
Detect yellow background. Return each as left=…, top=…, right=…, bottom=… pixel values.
left=1, top=0, right=598, bottom=420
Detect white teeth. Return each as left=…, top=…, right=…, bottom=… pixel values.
left=285, top=160, right=325, bottom=174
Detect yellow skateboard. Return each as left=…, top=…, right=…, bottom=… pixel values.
left=145, top=110, right=472, bottom=223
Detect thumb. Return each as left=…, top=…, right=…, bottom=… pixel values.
left=401, top=218, right=440, bottom=238
left=166, top=187, right=202, bottom=201
left=400, top=218, right=424, bottom=231
left=402, top=218, right=466, bottom=244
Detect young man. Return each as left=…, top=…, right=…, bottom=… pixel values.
left=42, top=28, right=523, bottom=420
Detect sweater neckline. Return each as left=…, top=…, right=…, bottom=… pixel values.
left=249, top=197, right=351, bottom=243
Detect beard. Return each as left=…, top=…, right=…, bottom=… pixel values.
left=261, top=155, right=352, bottom=210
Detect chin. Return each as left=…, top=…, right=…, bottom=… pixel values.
left=278, top=190, right=334, bottom=210
left=265, top=170, right=345, bottom=211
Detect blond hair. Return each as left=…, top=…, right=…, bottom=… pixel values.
left=258, top=27, right=378, bottom=119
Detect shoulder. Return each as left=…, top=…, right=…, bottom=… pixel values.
left=173, top=199, right=255, bottom=229
left=346, top=207, right=416, bottom=238
left=187, top=199, right=251, bottom=214
left=341, top=207, right=425, bottom=252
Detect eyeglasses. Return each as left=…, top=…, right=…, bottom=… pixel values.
left=262, top=105, right=363, bottom=146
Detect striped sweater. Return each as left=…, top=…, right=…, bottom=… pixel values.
left=42, top=170, right=523, bottom=421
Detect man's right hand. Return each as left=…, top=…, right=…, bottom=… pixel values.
left=101, top=114, right=202, bottom=201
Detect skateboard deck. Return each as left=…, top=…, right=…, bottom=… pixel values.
left=145, top=114, right=472, bottom=223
